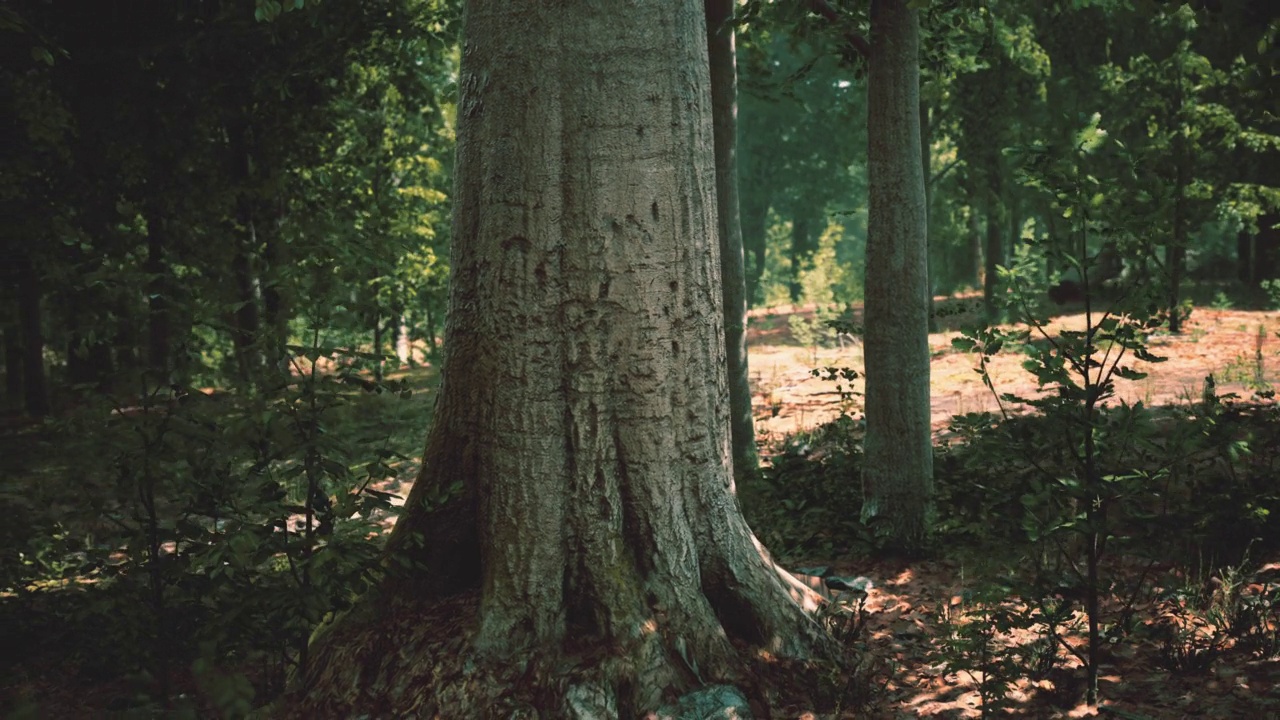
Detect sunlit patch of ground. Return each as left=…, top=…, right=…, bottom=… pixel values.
left=748, top=303, right=1280, bottom=440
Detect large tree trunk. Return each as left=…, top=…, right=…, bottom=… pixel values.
left=862, top=0, right=933, bottom=553
left=296, top=2, right=832, bottom=715
left=707, top=0, right=758, bottom=485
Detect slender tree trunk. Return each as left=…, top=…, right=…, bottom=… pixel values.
left=371, top=308, right=383, bottom=383
left=862, top=0, right=933, bottom=553
left=16, top=257, right=49, bottom=417
left=969, top=205, right=983, bottom=288
left=297, top=2, right=832, bottom=713
left=3, top=323, right=22, bottom=405
left=424, top=301, right=439, bottom=358
left=788, top=214, right=813, bottom=303
left=921, top=99, right=937, bottom=333
left=1168, top=60, right=1187, bottom=334
left=707, top=0, right=758, bottom=485
left=144, top=215, right=172, bottom=384
left=228, top=121, right=263, bottom=388
left=230, top=244, right=261, bottom=386
left=983, top=199, right=1003, bottom=319
left=262, top=216, right=291, bottom=387
left=741, top=193, right=770, bottom=306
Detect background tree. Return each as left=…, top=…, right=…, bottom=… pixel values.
left=707, top=0, right=759, bottom=485
left=860, top=0, right=932, bottom=551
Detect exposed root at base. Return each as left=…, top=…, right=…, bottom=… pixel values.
left=281, top=591, right=876, bottom=719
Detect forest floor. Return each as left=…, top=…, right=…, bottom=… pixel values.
left=3, top=299, right=1279, bottom=718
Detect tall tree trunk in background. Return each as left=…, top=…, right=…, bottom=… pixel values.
left=262, top=211, right=291, bottom=388
left=16, top=256, right=49, bottom=417
left=1168, top=58, right=1187, bottom=334
left=228, top=122, right=263, bottom=388
left=862, top=0, right=933, bottom=553
left=983, top=198, right=1003, bottom=318
left=707, top=0, right=758, bottom=485
left=969, top=205, right=983, bottom=288
left=921, top=99, right=937, bottom=333
left=296, top=2, right=831, bottom=713
left=741, top=192, right=770, bottom=306
left=144, top=214, right=173, bottom=384
left=1007, top=194, right=1021, bottom=282
left=3, top=323, right=22, bottom=405
left=788, top=214, right=814, bottom=302
left=230, top=243, right=261, bottom=386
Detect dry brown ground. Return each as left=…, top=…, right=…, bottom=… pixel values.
left=748, top=301, right=1280, bottom=440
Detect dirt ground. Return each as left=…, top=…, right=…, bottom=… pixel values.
left=748, top=301, right=1280, bottom=440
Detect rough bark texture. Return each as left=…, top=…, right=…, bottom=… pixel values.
left=706, top=0, right=758, bottom=486
left=295, top=2, right=832, bottom=715
left=862, top=0, right=933, bottom=553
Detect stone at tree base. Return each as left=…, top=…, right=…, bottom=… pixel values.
left=651, top=684, right=753, bottom=720
left=565, top=681, right=617, bottom=719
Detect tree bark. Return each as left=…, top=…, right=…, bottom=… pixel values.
left=297, top=2, right=832, bottom=714
left=862, top=0, right=933, bottom=553
left=707, top=0, right=758, bottom=485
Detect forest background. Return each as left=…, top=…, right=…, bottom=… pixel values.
left=2, top=0, right=1280, bottom=717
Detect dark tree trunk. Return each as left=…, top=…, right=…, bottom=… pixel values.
left=983, top=199, right=1003, bottom=319
left=3, top=323, right=23, bottom=406
left=921, top=99, right=937, bottom=333
left=741, top=194, right=769, bottom=307
left=969, top=206, right=983, bottom=288
left=707, top=0, right=758, bottom=486
left=144, top=216, right=173, bottom=384
left=230, top=245, right=261, bottom=386
left=228, top=121, right=263, bottom=388
left=261, top=217, right=291, bottom=388
left=788, top=214, right=815, bottom=303
left=16, top=257, right=49, bottom=417
left=1168, top=61, right=1187, bottom=334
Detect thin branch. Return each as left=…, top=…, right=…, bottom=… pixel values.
left=930, top=157, right=960, bottom=186
left=806, top=0, right=872, bottom=62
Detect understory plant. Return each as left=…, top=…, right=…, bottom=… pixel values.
left=948, top=117, right=1209, bottom=705
left=3, top=332, right=412, bottom=715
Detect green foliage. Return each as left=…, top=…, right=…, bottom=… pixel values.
left=0, top=339, right=431, bottom=712
left=742, top=416, right=870, bottom=559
